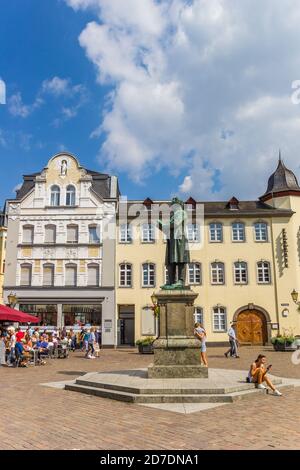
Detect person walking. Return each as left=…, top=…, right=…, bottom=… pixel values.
left=224, top=322, right=239, bottom=358
left=194, top=322, right=208, bottom=367
left=87, top=327, right=96, bottom=359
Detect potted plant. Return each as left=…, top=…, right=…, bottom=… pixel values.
left=271, top=328, right=296, bottom=351
left=136, top=336, right=155, bottom=354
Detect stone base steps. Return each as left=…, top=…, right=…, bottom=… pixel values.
left=73, top=377, right=281, bottom=395
left=65, top=382, right=292, bottom=404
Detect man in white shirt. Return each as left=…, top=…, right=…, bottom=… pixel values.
left=224, top=323, right=239, bottom=358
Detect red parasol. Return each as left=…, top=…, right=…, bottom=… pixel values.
left=0, top=305, right=40, bottom=323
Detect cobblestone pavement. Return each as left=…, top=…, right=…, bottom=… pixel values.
left=0, top=346, right=299, bottom=450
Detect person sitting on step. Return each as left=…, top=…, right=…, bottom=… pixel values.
left=247, top=354, right=282, bottom=396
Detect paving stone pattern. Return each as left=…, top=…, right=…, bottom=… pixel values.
left=0, top=346, right=299, bottom=450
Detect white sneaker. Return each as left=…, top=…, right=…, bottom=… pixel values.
left=256, top=384, right=267, bottom=390
left=273, top=389, right=282, bottom=396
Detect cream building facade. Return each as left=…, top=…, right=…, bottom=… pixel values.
left=116, top=159, right=300, bottom=346
left=3, top=153, right=119, bottom=346
left=0, top=211, right=7, bottom=304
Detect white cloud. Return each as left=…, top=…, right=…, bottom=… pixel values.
left=8, top=76, right=87, bottom=124
left=8, top=93, right=31, bottom=118
left=179, top=175, right=193, bottom=194
left=65, top=0, right=300, bottom=199
left=42, top=77, right=71, bottom=96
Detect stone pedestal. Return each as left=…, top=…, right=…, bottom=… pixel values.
left=148, top=289, right=208, bottom=379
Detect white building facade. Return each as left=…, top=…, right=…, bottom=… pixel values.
left=3, top=153, right=118, bottom=346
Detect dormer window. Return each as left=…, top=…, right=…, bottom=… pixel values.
left=50, top=185, right=60, bottom=206
left=227, top=197, right=239, bottom=210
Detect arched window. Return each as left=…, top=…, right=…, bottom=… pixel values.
left=213, top=306, right=227, bottom=331
left=20, top=264, right=32, bottom=286
left=232, top=222, right=245, bottom=242
left=65, top=264, right=77, bottom=287
left=211, top=262, right=225, bottom=284
left=194, top=307, right=204, bottom=325
left=188, top=263, right=201, bottom=285
left=209, top=222, right=223, bottom=242
left=119, top=263, right=132, bottom=287
left=22, top=225, right=34, bottom=244
left=254, top=222, right=268, bottom=242
left=234, top=261, right=248, bottom=284
left=66, top=185, right=76, bottom=206
left=50, top=185, right=60, bottom=206
left=87, top=264, right=100, bottom=286
left=43, top=264, right=55, bottom=287
left=142, top=263, right=155, bottom=287
left=257, top=261, right=271, bottom=284
left=45, top=225, right=56, bottom=244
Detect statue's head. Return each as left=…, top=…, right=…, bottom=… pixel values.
left=171, top=196, right=184, bottom=207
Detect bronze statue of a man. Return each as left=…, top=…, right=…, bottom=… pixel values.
left=158, top=197, right=190, bottom=289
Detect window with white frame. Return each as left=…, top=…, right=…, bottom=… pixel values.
left=194, top=307, right=203, bottom=325
left=45, top=225, right=56, bottom=244
left=89, top=225, right=100, bottom=244
left=119, top=224, right=132, bottom=243
left=187, top=224, right=200, bottom=242
left=22, top=225, right=34, bottom=244
left=20, top=264, right=32, bottom=286
left=234, top=261, right=248, bottom=284
left=232, top=222, right=245, bottom=242
left=188, top=263, right=201, bottom=285
left=142, top=263, right=155, bottom=287
left=119, top=263, right=132, bottom=287
left=254, top=222, right=268, bottom=242
left=50, top=185, right=60, bottom=206
left=66, top=185, right=76, bottom=206
left=211, top=262, right=225, bottom=284
left=257, top=261, right=271, bottom=284
left=67, top=225, right=78, bottom=243
left=65, top=264, right=77, bottom=287
left=213, top=306, right=227, bottom=331
left=141, top=223, right=155, bottom=243
left=87, top=264, right=100, bottom=286
left=209, top=223, right=223, bottom=242
left=43, top=264, right=54, bottom=287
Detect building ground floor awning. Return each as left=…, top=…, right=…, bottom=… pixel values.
left=0, top=304, right=40, bottom=323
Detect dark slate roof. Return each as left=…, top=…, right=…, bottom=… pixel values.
left=263, top=157, right=300, bottom=196
left=13, top=170, right=120, bottom=201
left=15, top=175, right=36, bottom=200
left=124, top=200, right=294, bottom=218
left=0, top=211, right=5, bottom=227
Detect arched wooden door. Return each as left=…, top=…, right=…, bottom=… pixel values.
left=236, top=310, right=267, bottom=345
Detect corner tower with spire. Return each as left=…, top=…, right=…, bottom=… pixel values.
left=260, top=151, right=300, bottom=209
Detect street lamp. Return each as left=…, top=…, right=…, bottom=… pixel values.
left=8, top=293, right=18, bottom=308
left=291, top=289, right=299, bottom=305
left=151, top=292, right=157, bottom=306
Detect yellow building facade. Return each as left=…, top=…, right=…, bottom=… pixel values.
left=0, top=213, right=7, bottom=304
left=116, top=159, right=300, bottom=346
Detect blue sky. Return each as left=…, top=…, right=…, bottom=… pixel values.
left=2, top=0, right=300, bottom=207
left=0, top=0, right=182, bottom=206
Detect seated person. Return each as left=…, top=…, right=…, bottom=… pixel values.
left=248, top=354, right=282, bottom=396
left=15, top=341, right=28, bottom=367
